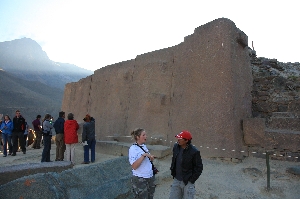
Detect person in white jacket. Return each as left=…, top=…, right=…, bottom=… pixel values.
left=128, top=128, right=156, bottom=199
left=41, top=114, right=53, bottom=162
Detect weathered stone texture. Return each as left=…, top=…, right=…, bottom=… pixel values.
left=243, top=118, right=265, bottom=146
left=0, top=157, right=134, bottom=199
left=264, top=129, right=300, bottom=151
left=0, top=161, right=73, bottom=186
left=250, top=55, right=300, bottom=154
left=62, top=75, right=93, bottom=117
left=62, top=18, right=252, bottom=158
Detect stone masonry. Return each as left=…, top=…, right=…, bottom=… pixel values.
left=62, top=18, right=252, bottom=159
left=243, top=55, right=300, bottom=159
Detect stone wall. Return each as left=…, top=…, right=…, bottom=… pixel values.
left=62, top=18, right=253, bottom=159
left=251, top=58, right=300, bottom=118
left=243, top=56, right=300, bottom=155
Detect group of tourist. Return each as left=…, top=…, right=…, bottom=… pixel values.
left=2, top=110, right=202, bottom=198
left=0, top=110, right=96, bottom=165
left=0, top=110, right=27, bottom=157
left=129, top=129, right=203, bottom=199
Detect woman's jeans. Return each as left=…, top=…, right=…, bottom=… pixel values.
left=41, top=135, right=52, bottom=162
left=83, top=139, right=96, bottom=162
left=2, top=134, right=12, bottom=156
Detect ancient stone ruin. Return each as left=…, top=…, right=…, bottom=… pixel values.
left=62, top=18, right=299, bottom=160
left=244, top=56, right=300, bottom=159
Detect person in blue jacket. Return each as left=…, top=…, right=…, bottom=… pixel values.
left=0, top=115, right=14, bottom=157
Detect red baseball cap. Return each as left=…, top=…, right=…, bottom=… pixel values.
left=175, top=130, right=192, bottom=140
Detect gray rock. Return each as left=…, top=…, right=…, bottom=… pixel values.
left=286, top=166, right=300, bottom=176
left=242, top=167, right=263, bottom=178
left=0, top=157, right=134, bottom=199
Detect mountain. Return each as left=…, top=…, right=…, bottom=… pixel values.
left=0, top=38, right=93, bottom=124
left=0, top=69, right=63, bottom=122
left=0, top=38, right=93, bottom=90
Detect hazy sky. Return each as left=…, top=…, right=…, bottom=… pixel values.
left=0, top=0, right=299, bottom=71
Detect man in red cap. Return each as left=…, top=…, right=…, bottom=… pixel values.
left=169, top=130, right=203, bottom=199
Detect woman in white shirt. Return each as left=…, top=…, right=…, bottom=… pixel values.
left=129, top=128, right=156, bottom=199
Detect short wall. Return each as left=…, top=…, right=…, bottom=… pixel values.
left=0, top=161, right=72, bottom=186
left=0, top=157, right=134, bottom=199
left=243, top=118, right=300, bottom=151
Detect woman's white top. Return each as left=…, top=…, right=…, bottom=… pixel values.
left=129, top=144, right=153, bottom=178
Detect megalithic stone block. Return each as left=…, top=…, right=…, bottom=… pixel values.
left=62, top=18, right=252, bottom=159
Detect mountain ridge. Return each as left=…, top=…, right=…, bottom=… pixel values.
left=0, top=37, right=93, bottom=89
left=0, top=38, right=93, bottom=123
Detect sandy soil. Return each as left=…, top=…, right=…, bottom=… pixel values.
left=0, top=143, right=299, bottom=199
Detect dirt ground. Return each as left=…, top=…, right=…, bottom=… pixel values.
left=0, top=143, right=299, bottom=199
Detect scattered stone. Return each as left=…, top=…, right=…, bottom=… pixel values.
left=286, top=166, right=300, bottom=176
left=242, top=167, right=263, bottom=178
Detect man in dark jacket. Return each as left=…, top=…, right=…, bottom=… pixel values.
left=12, top=110, right=26, bottom=156
left=32, top=115, right=42, bottom=149
left=81, top=114, right=96, bottom=164
left=53, top=111, right=65, bottom=161
left=169, top=130, right=203, bottom=199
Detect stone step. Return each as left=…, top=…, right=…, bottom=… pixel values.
left=95, top=141, right=172, bottom=159
left=247, top=146, right=300, bottom=162
left=271, top=112, right=295, bottom=118
left=267, top=117, right=300, bottom=131
left=264, top=128, right=300, bottom=152
left=105, top=135, right=132, bottom=143
left=265, top=128, right=300, bottom=135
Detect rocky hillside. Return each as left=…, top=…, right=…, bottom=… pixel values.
left=0, top=69, right=63, bottom=123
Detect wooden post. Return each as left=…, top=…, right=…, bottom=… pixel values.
left=266, top=151, right=270, bottom=191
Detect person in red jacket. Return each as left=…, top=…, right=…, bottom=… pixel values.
left=64, top=113, right=79, bottom=164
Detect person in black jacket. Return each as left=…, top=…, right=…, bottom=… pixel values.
left=53, top=111, right=65, bottom=161
left=12, top=110, right=26, bottom=156
left=169, top=130, right=203, bottom=199
left=32, top=115, right=42, bottom=149
left=81, top=114, right=95, bottom=164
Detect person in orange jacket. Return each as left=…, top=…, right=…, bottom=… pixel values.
left=64, top=113, right=79, bottom=164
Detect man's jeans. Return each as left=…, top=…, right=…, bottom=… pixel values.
left=83, top=139, right=96, bottom=162
left=169, top=178, right=196, bottom=199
